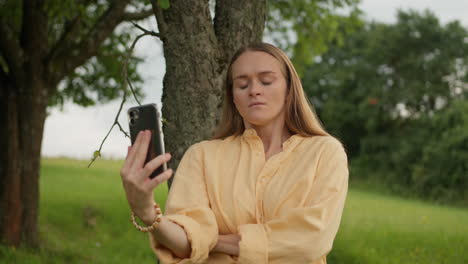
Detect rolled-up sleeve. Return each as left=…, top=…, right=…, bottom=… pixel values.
left=150, top=143, right=218, bottom=263
left=237, top=139, right=349, bottom=263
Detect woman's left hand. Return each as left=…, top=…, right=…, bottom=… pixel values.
left=211, top=234, right=241, bottom=256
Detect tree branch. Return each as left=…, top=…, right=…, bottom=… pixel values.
left=0, top=22, right=24, bottom=85
left=47, top=0, right=106, bottom=66
left=122, top=8, right=154, bottom=21
left=88, top=30, right=156, bottom=167
left=87, top=88, right=128, bottom=168
left=46, top=15, right=83, bottom=68
left=51, top=1, right=131, bottom=82
left=127, top=76, right=141, bottom=105
left=131, top=22, right=160, bottom=38
left=49, top=5, right=153, bottom=74
left=150, top=0, right=168, bottom=41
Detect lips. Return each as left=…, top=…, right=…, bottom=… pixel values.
left=249, top=102, right=266, bottom=107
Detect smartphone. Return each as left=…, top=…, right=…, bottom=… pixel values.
left=127, top=103, right=167, bottom=179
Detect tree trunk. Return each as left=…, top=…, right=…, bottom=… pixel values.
left=152, top=0, right=266, bottom=187
left=0, top=77, right=48, bottom=247
left=0, top=0, right=155, bottom=247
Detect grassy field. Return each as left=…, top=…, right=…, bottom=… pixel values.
left=1, top=158, right=169, bottom=263
left=329, top=190, right=468, bottom=264
left=1, top=158, right=467, bottom=263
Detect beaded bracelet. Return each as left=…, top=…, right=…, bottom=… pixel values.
left=130, top=203, right=163, bottom=232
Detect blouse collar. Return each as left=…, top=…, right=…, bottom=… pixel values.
left=241, top=128, right=302, bottom=151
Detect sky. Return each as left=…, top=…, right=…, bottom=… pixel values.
left=40, top=0, right=468, bottom=160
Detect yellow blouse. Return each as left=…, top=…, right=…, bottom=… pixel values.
left=150, top=128, right=349, bottom=264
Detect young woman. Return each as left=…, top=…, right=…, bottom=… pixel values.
left=120, top=43, right=348, bottom=264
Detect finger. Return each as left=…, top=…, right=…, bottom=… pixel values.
left=142, top=153, right=172, bottom=179
left=121, top=146, right=133, bottom=176
left=147, top=168, right=174, bottom=190
left=124, top=131, right=144, bottom=169
left=132, top=130, right=152, bottom=170
left=126, top=146, right=132, bottom=159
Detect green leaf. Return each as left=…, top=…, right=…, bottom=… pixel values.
left=93, top=150, right=101, bottom=159
left=158, top=0, right=170, bottom=9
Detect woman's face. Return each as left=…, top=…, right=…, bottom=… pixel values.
left=231, top=51, right=288, bottom=127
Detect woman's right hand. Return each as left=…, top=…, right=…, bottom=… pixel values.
left=120, top=130, right=174, bottom=225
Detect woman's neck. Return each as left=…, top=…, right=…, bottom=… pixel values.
left=245, top=121, right=292, bottom=159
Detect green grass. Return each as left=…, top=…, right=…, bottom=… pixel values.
left=1, top=158, right=467, bottom=263
left=1, top=158, right=168, bottom=263
left=329, top=190, right=468, bottom=263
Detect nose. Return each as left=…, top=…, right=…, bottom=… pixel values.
left=249, top=80, right=263, bottom=97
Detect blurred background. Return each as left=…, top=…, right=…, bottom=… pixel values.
left=1, top=0, right=467, bottom=263
left=41, top=0, right=468, bottom=161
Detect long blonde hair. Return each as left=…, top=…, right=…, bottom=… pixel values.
left=213, top=42, right=329, bottom=139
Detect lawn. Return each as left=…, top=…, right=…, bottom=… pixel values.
left=1, top=158, right=168, bottom=263
left=329, top=189, right=468, bottom=263
left=1, top=158, right=467, bottom=263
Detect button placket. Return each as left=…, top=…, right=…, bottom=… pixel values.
left=255, top=159, right=280, bottom=223
left=256, top=184, right=265, bottom=223
left=255, top=163, right=272, bottom=223
left=255, top=166, right=266, bottom=223
left=253, top=135, right=301, bottom=224
left=257, top=140, right=264, bottom=158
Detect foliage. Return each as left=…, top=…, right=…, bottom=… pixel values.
left=302, top=9, right=468, bottom=204
left=267, top=0, right=363, bottom=75
left=49, top=27, right=144, bottom=107
left=411, top=100, right=468, bottom=203
left=0, top=0, right=364, bottom=106
left=0, top=0, right=147, bottom=108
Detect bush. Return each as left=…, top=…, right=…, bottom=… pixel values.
left=411, top=100, right=468, bottom=204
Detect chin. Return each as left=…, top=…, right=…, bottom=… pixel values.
left=244, top=116, right=272, bottom=127
left=241, top=111, right=284, bottom=127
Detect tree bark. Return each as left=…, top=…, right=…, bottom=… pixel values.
left=152, top=0, right=266, bottom=187
left=0, top=77, right=48, bottom=247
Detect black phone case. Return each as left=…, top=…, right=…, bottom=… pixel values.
left=128, top=104, right=166, bottom=179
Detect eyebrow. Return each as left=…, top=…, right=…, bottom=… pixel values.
left=233, top=70, right=276, bottom=80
